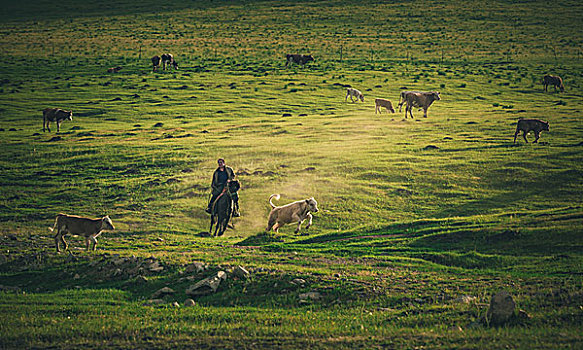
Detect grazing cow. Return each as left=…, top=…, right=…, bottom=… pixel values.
left=49, top=213, right=115, bottom=252
left=375, top=98, right=395, bottom=114
left=161, top=53, right=178, bottom=70
left=346, top=88, right=364, bottom=103
left=542, top=75, right=564, bottom=92
left=266, top=194, right=319, bottom=234
left=151, top=55, right=161, bottom=72
left=285, top=54, right=314, bottom=66
left=107, top=66, right=122, bottom=73
left=43, top=108, right=72, bottom=132
left=403, top=91, right=441, bottom=118
left=397, top=91, right=421, bottom=112
left=513, top=118, right=549, bottom=143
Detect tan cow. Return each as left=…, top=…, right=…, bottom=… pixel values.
left=375, top=98, right=395, bottom=114
left=403, top=91, right=441, bottom=118
left=266, top=194, right=319, bottom=234
left=43, top=108, right=72, bottom=132
left=542, top=75, right=564, bottom=92
left=49, top=213, right=115, bottom=252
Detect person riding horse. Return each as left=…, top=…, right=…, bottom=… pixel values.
left=205, top=158, right=240, bottom=217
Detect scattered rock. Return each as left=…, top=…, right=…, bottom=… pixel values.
left=486, top=291, right=516, bottom=326
left=185, top=262, right=207, bottom=274
left=454, top=295, right=477, bottom=304
left=304, top=167, right=316, bottom=171
left=299, top=291, right=321, bottom=301
left=423, top=145, right=439, bottom=150
left=186, top=271, right=227, bottom=296
left=171, top=301, right=180, bottom=307
left=143, top=299, right=166, bottom=306
left=152, top=287, right=175, bottom=299
left=47, top=136, right=63, bottom=142
left=232, top=266, right=250, bottom=279
left=449, top=325, right=464, bottom=332
left=135, top=276, right=148, bottom=284
left=184, top=298, right=196, bottom=307
left=153, top=122, right=164, bottom=128
left=282, top=113, right=292, bottom=117
left=291, top=278, right=306, bottom=285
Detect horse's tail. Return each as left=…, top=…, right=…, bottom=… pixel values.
left=269, top=194, right=280, bottom=209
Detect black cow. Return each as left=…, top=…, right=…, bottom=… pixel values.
left=285, top=54, right=314, bottom=67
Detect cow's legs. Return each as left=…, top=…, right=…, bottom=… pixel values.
left=56, top=231, right=68, bottom=253
left=304, top=213, right=313, bottom=230
left=272, top=222, right=280, bottom=233
left=522, top=131, right=529, bottom=143
left=513, top=129, right=520, bottom=143
left=292, top=214, right=304, bottom=234
left=533, top=131, right=540, bottom=143
left=57, top=121, right=61, bottom=132
left=423, top=108, right=428, bottom=118
left=54, top=232, right=61, bottom=252
left=43, top=118, right=47, bottom=132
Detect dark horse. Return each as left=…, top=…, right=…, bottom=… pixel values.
left=209, top=180, right=240, bottom=237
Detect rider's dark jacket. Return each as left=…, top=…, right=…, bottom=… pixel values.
left=211, top=166, right=235, bottom=196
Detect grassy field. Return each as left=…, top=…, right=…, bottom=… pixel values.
left=1, top=0, right=582, bottom=348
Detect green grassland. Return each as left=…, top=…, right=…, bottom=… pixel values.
left=1, top=0, right=582, bottom=348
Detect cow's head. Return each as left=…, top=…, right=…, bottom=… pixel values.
left=173, top=61, right=179, bottom=69
left=66, top=110, right=73, bottom=121
left=543, top=121, right=550, bottom=131
left=433, top=92, right=441, bottom=101
left=306, top=197, right=319, bottom=213
left=305, top=55, right=314, bottom=62
left=359, top=93, right=364, bottom=102
left=102, top=216, right=115, bottom=230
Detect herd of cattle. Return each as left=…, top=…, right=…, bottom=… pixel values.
left=43, top=54, right=565, bottom=251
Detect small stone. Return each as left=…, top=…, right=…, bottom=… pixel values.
left=291, top=278, right=306, bottom=285
left=299, top=291, right=322, bottom=301
left=171, top=302, right=180, bottom=308
left=185, top=262, right=207, bottom=273
left=143, top=299, right=165, bottom=306
left=233, top=266, right=250, bottom=279
left=184, top=299, right=196, bottom=307
left=486, top=291, right=516, bottom=326
left=454, top=295, right=476, bottom=304
left=73, top=274, right=81, bottom=280
left=151, top=287, right=175, bottom=299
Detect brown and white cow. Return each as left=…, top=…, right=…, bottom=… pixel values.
left=161, top=53, right=178, bottom=70
left=151, top=55, right=161, bottom=72
left=346, top=88, right=364, bottom=102
left=43, top=108, right=72, bottom=132
left=49, top=213, right=115, bottom=252
left=375, top=98, right=395, bottom=114
left=266, top=194, right=319, bottom=234
left=285, top=54, right=314, bottom=67
left=542, top=75, right=564, bottom=92
left=403, top=91, right=441, bottom=118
